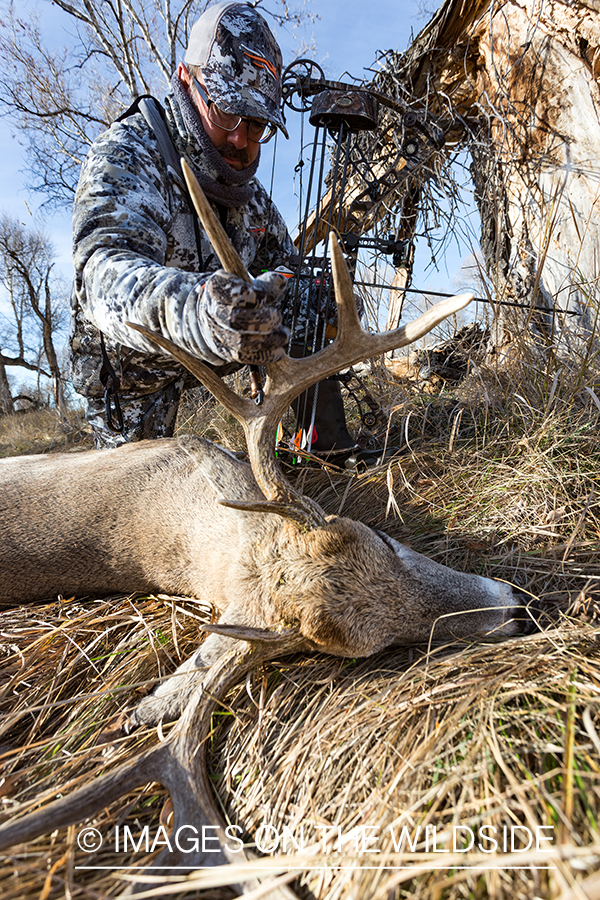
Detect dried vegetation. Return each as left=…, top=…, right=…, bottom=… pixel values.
left=0, top=406, right=92, bottom=458
left=1, top=325, right=600, bottom=899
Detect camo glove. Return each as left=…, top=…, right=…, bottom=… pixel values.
left=198, top=269, right=290, bottom=366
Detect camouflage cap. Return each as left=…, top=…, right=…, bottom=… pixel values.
left=185, top=1, right=288, bottom=138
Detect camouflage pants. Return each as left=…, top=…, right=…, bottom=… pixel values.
left=86, top=378, right=187, bottom=449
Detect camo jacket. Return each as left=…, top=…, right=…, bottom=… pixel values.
left=70, top=92, right=299, bottom=402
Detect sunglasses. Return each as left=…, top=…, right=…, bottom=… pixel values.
left=193, top=78, right=276, bottom=144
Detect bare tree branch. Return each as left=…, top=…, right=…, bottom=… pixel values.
left=0, top=214, right=67, bottom=410
left=0, top=0, right=316, bottom=206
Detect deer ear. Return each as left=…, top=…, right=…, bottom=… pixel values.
left=298, top=606, right=354, bottom=654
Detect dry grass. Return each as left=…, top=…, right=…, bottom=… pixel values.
left=176, top=376, right=248, bottom=452
left=1, top=326, right=600, bottom=899
left=0, top=407, right=93, bottom=458
left=0, top=594, right=221, bottom=900
left=1, top=600, right=598, bottom=899
left=210, top=622, right=600, bottom=900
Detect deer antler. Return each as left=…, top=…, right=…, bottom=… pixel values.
left=0, top=626, right=306, bottom=897
left=129, top=160, right=473, bottom=529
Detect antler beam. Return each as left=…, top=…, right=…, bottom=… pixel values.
left=129, top=162, right=473, bottom=527
left=0, top=629, right=305, bottom=897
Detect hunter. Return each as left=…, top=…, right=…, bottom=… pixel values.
left=70, top=0, right=358, bottom=454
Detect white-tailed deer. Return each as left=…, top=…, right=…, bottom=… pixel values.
left=0, top=162, right=536, bottom=894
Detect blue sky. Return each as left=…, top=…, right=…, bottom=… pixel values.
left=0, top=0, right=434, bottom=269
left=0, top=0, right=477, bottom=308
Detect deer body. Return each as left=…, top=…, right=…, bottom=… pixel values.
left=0, top=437, right=258, bottom=607
left=0, top=176, right=535, bottom=888
left=1, top=432, right=525, bottom=641
left=1, top=433, right=528, bottom=728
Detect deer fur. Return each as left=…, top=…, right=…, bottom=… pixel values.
left=0, top=172, right=535, bottom=893
left=0, top=431, right=530, bottom=726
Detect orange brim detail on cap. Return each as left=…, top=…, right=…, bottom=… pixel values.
left=243, top=49, right=278, bottom=79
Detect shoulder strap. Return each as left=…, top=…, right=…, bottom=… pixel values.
left=117, top=94, right=203, bottom=266
left=118, top=95, right=186, bottom=188
left=138, top=97, right=186, bottom=187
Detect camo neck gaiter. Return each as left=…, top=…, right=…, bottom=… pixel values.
left=166, top=74, right=260, bottom=208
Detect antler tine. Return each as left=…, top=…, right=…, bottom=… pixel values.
left=328, top=232, right=474, bottom=359
left=328, top=230, right=362, bottom=341
left=258, top=234, right=474, bottom=404
left=130, top=169, right=471, bottom=528
left=128, top=323, right=249, bottom=421
left=181, top=158, right=250, bottom=281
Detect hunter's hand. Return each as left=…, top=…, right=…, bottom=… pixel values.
left=199, top=270, right=290, bottom=366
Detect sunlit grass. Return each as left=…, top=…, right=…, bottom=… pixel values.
left=1, top=309, right=599, bottom=898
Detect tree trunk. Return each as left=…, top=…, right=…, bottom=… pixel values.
left=0, top=358, right=15, bottom=416
left=373, top=0, right=600, bottom=348
left=471, top=0, right=600, bottom=347
left=42, top=320, right=67, bottom=416
left=42, top=270, right=67, bottom=416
